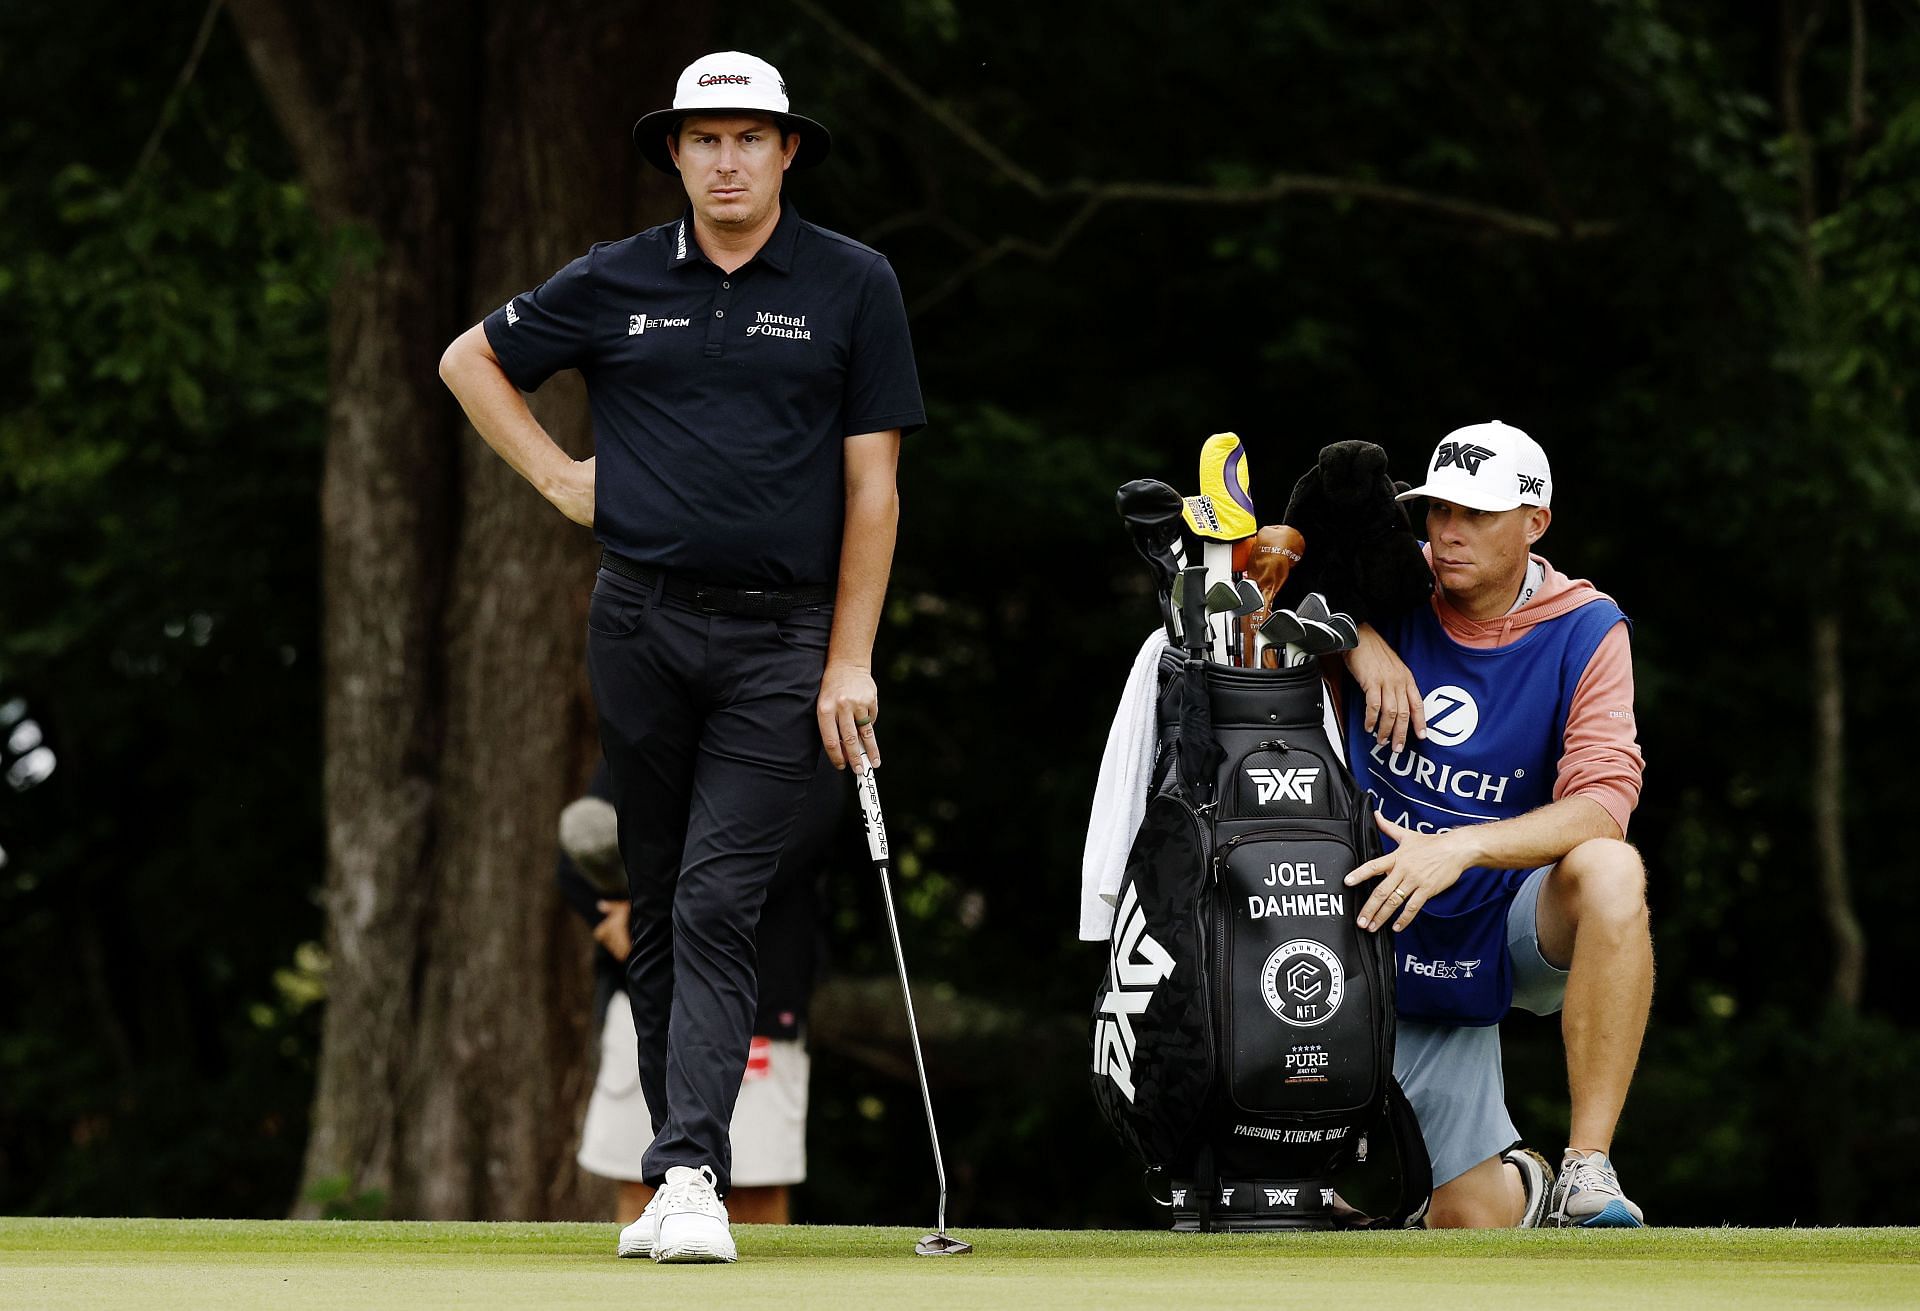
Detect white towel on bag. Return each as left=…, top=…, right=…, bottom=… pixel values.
left=1079, top=630, right=1169, bottom=941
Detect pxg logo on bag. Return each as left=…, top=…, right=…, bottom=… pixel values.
left=1246, top=766, right=1321, bottom=808
left=1261, top=939, right=1344, bottom=1028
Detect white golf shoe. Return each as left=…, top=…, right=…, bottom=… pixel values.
left=650, top=1164, right=737, bottom=1264
left=1552, top=1150, right=1646, bottom=1228
left=615, top=1190, right=663, bottom=1258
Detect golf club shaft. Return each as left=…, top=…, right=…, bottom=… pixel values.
left=855, top=757, right=954, bottom=1237
left=877, top=858, right=950, bottom=1234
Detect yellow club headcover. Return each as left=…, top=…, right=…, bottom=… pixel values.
left=1195, top=432, right=1256, bottom=539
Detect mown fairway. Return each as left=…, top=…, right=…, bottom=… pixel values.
left=4, top=1219, right=1917, bottom=1309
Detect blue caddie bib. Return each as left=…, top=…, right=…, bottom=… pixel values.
left=1345, top=595, right=1625, bottom=1025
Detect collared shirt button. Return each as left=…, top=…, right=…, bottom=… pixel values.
left=722, top=280, right=731, bottom=289
left=715, top=309, right=725, bottom=318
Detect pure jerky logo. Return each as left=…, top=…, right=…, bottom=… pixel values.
left=1434, top=440, right=1497, bottom=474
left=697, top=72, right=752, bottom=87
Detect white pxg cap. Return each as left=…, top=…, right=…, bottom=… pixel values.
left=631, top=51, right=833, bottom=175
left=1396, top=420, right=1553, bottom=512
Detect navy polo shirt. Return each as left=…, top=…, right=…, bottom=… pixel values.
left=483, top=204, right=925, bottom=587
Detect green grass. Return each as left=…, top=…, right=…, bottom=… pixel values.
left=3, top=1219, right=1917, bottom=1309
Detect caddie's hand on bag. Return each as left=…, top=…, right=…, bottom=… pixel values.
left=1345, top=813, right=1471, bottom=932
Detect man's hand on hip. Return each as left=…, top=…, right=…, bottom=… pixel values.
left=545, top=456, right=596, bottom=527
left=1345, top=813, right=1473, bottom=932
left=592, top=899, right=630, bottom=957
left=817, top=660, right=879, bottom=772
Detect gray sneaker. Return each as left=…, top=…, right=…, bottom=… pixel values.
left=1502, top=1145, right=1554, bottom=1228
left=1551, top=1150, right=1646, bottom=1228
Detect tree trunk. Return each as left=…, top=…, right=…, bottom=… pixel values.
left=228, top=0, right=707, bottom=1218
left=1810, top=612, right=1865, bottom=1010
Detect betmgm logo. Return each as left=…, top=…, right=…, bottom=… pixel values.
left=1247, top=766, right=1320, bottom=806
left=629, top=311, right=692, bottom=336
left=1434, top=441, right=1497, bottom=474
left=1093, top=882, right=1175, bottom=1104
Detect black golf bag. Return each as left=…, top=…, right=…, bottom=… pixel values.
left=1090, top=648, right=1431, bottom=1231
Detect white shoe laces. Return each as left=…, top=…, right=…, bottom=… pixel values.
left=656, top=1165, right=727, bottom=1220
left=1561, top=1152, right=1621, bottom=1198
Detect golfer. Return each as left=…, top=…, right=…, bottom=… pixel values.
left=440, top=50, right=923, bottom=1263
left=1340, top=421, right=1651, bottom=1228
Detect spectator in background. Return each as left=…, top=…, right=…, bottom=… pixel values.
left=556, top=753, right=842, bottom=1225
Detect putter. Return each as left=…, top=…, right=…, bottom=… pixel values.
left=853, top=754, right=973, bottom=1257
left=1185, top=434, right=1260, bottom=664
left=1116, top=479, right=1188, bottom=645
left=1182, top=494, right=1233, bottom=662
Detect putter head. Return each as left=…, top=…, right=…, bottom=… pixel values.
left=916, top=1232, right=973, bottom=1256
left=1197, top=433, right=1258, bottom=536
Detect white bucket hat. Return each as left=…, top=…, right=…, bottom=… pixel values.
left=631, top=51, right=832, bottom=175
left=1396, top=420, right=1553, bottom=512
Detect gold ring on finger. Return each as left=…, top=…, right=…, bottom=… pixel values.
left=1388, top=888, right=1407, bottom=902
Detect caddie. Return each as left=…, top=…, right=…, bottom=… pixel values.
left=439, top=50, right=924, bottom=1263
left=1340, top=420, right=1651, bottom=1228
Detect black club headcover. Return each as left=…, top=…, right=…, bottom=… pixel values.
left=1277, top=441, right=1433, bottom=625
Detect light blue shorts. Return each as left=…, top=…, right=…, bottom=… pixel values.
left=1392, top=866, right=1569, bottom=1189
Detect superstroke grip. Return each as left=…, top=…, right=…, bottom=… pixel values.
left=855, top=760, right=890, bottom=862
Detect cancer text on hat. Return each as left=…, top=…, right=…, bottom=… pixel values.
left=671, top=52, right=791, bottom=116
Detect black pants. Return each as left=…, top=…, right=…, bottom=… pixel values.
left=585, top=566, right=831, bottom=1193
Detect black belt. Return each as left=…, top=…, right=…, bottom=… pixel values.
left=599, top=551, right=832, bottom=620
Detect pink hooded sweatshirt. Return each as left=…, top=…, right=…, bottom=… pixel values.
left=1424, top=550, right=1644, bottom=835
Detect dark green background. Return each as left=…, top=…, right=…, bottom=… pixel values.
left=3, top=1, right=1916, bottom=1225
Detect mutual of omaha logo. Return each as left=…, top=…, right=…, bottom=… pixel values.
left=747, top=310, right=811, bottom=340
left=1419, top=684, right=1480, bottom=747
left=1093, top=882, right=1176, bottom=1103
left=630, top=311, right=692, bottom=336
left=1247, top=766, right=1319, bottom=806
left=1261, top=939, right=1344, bottom=1028
left=1434, top=440, right=1497, bottom=474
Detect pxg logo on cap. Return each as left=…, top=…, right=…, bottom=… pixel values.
left=1396, top=420, right=1553, bottom=512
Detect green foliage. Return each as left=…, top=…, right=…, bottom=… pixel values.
left=0, top=0, right=330, bottom=1218
left=5, top=0, right=1918, bottom=1229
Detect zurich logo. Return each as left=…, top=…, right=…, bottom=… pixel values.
left=1420, top=685, right=1480, bottom=747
